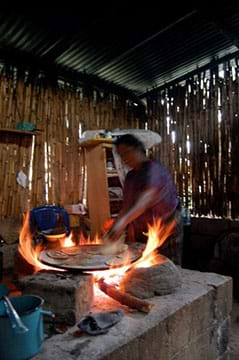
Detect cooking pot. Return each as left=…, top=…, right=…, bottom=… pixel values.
left=0, top=294, right=53, bottom=360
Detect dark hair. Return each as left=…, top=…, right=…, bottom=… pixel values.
left=114, top=134, right=146, bottom=154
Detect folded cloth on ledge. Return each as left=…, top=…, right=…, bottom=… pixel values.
left=77, top=310, right=124, bottom=335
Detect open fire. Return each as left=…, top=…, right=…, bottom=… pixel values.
left=92, top=219, right=176, bottom=284
left=18, top=212, right=176, bottom=311
left=18, top=212, right=103, bottom=272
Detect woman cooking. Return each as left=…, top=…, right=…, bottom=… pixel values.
left=105, top=134, right=183, bottom=265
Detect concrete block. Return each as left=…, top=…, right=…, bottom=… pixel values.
left=0, top=217, right=21, bottom=244
left=32, top=268, right=232, bottom=360
left=18, top=272, right=94, bottom=324
left=191, top=218, right=229, bottom=236
left=1, top=243, right=18, bottom=269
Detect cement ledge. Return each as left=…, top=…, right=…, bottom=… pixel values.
left=33, top=268, right=233, bottom=360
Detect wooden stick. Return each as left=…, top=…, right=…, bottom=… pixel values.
left=97, top=278, right=153, bottom=313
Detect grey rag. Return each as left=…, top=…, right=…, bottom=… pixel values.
left=77, top=310, right=124, bottom=335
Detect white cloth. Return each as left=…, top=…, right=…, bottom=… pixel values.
left=16, top=170, right=27, bottom=188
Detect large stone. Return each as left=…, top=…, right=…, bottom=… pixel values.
left=120, top=254, right=182, bottom=298
left=18, top=271, right=94, bottom=325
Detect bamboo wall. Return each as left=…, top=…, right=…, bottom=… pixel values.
left=1, top=57, right=238, bottom=221
left=0, top=66, right=141, bottom=218
left=146, top=58, right=239, bottom=220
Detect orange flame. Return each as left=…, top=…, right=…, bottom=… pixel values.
left=78, top=232, right=103, bottom=245
left=19, top=211, right=77, bottom=272
left=18, top=211, right=104, bottom=272
left=134, top=218, right=176, bottom=268
left=60, top=233, right=75, bottom=248
left=18, top=212, right=55, bottom=272
left=19, top=211, right=175, bottom=287
left=93, top=218, right=175, bottom=289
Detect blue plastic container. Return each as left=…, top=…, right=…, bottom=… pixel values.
left=0, top=295, right=52, bottom=360
left=30, top=205, right=71, bottom=236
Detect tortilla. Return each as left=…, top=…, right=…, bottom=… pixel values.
left=46, top=250, right=69, bottom=260
left=39, top=242, right=143, bottom=270
left=61, top=246, right=83, bottom=256
left=105, top=255, right=129, bottom=267
left=100, top=241, right=128, bottom=256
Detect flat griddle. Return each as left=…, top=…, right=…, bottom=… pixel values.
left=38, top=243, right=144, bottom=271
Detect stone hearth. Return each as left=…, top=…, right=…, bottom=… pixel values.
left=18, top=272, right=94, bottom=325
left=33, top=268, right=232, bottom=360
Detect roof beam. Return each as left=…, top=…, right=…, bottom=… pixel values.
left=0, top=44, right=145, bottom=107
left=141, top=49, right=239, bottom=97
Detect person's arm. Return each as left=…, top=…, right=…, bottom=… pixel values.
left=106, top=187, right=159, bottom=241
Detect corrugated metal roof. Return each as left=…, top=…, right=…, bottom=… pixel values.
left=0, top=4, right=239, bottom=97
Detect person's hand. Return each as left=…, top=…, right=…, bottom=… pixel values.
left=104, top=216, right=127, bottom=242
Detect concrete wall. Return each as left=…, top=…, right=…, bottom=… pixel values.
left=183, top=217, right=239, bottom=271
left=33, top=268, right=232, bottom=360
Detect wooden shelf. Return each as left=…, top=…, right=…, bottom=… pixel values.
left=0, top=128, right=42, bottom=136
left=80, top=141, right=122, bottom=238
left=79, top=138, right=113, bottom=147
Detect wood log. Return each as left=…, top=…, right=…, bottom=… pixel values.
left=97, top=278, right=153, bottom=313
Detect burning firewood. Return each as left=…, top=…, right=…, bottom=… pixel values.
left=97, top=278, right=153, bottom=313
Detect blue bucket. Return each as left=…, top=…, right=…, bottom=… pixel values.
left=0, top=295, right=52, bottom=360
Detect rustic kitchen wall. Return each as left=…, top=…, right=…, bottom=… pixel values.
left=1, top=56, right=239, bottom=222
left=146, top=58, right=239, bottom=220
left=0, top=65, right=143, bottom=218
